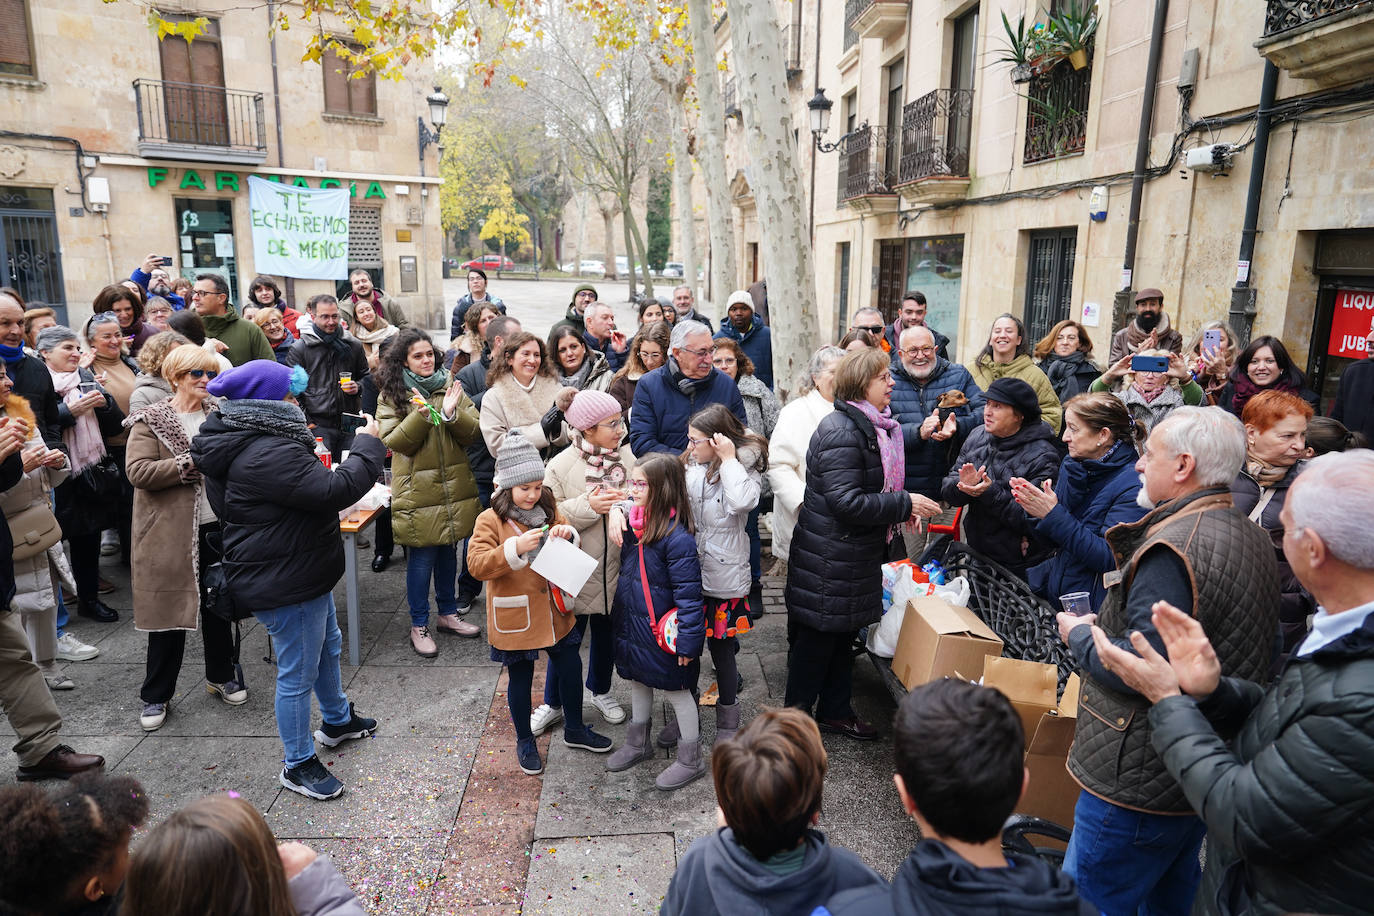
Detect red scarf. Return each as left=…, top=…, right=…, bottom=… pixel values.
left=1230, top=373, right=1299, bottom=416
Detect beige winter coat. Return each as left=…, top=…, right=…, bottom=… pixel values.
left=544, top=443, right=637, bottom=616
left=125, top=398, right=218, bottom=632
left=0, top=436, right=71, bottom=616
left=479, top=373, right=569, bottom=458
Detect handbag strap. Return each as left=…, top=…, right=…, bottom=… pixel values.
left=637, top=542, right=660, bottom=628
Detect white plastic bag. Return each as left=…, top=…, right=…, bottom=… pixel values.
left=867, top=572, right=970, bottom=658
left=932, top=575, right=970, bottom=608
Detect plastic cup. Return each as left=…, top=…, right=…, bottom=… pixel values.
left=1059, top=592, right=1093, bottom=616
left=339, top=372, right=352, bottom=388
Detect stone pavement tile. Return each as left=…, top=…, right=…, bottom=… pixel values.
left=522, top=833, right=675, bottom=915
left=307, top=836, right=447, bottom=916
left=812, top=730, right=906, bottom=828
left=335, top=569, right=411, bottom=618
left=0, top=734, right=144, bottom=787
left=431, top=813, right=536, bottom=911
left=45, top=663, right=199, bottom=737
left=111, top=735, right=284, bottom=827
left=757, top=648, right=790, bottom=699
left=267, top=735, right=479, bottom=839
left=365, top=610, right=501, bottom=668
left=345, top=666, right=495, bottom=739
left=819, top=820, right=921, bottom=880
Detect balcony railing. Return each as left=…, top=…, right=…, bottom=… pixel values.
left=1023, top=62, right=1091, bottom=165
left=781, top=22, right=802, bottom=77
left=1264, top=0, right=1367, bottom=35
left=843, top=0, right=862, bottom=50
left=133, top=78, right=267, bottom=164
left=722, top=77, right=740, bottom=119
left=843, top=124, right=899, bottom=200
left=897, top=88, right=974, bottom=184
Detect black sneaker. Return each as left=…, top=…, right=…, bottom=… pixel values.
left=280, top=755, right=345, bottom=800
left=313, top=703, right=377, bottom=748
left=516, top=737, right=543, bottom=775
left=563, top=725, right=613, bottom=753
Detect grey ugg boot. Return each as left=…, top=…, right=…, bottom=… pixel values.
left=714, top=702, right=741, bottom=744
left=606, top=720, right=655, bottom=773
left=656, top=738, right=706, bottom=790
left=655, top=716, right=680, bottom=748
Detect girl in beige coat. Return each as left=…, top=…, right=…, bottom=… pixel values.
left=529, top=389, right=636, bottom=735
left=124, top=344, right=244, bottom=733
left=466, top=430, right=612, bottom=776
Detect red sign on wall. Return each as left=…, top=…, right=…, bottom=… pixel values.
left=1328, top=289, right=1374, bottom=359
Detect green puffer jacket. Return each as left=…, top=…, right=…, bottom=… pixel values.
left=201, top=306, right=275, bottom=367
left=379, top=388, right=482, bottom=547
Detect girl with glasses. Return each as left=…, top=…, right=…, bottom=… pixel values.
left=609, top=320, right=669, bottom=416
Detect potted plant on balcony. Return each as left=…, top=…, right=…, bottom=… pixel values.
left=997, top=11, right=1035, bottom=84
left=1050, top=0, right=1098, bottom=70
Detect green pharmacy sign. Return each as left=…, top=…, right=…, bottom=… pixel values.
left=147, top=168, right=386, bottom=199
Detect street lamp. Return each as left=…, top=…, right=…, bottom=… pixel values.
left=808, top=87, right=864, bottom=154
left=417, top=85, right=449, bottom=172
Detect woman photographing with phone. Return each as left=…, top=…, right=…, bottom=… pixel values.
left=1089, top=349, right=1205, bottom=434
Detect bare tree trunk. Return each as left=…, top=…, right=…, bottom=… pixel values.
left=573, top=194, right=587, bottom=272
left=685, top=0, right=737, bottom=312
left=671, top=108, right=698, bottom=299
left=599, top=195, right=619, bottom=279
left=724, top=0, right=818, bottom=390
left=622, top=202, right=638, bottom=296
left=627, top=211, right=654, bottom=298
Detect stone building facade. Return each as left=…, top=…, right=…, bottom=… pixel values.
left=0, top=0, right=445, bottom=328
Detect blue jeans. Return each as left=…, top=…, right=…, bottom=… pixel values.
left=1063, top=790, right=1207, bottom=916
left=406, top=543, right=459, bottom=627
left=543, top=614, right=614, bottom=706
left=254, top=594, right=352, bottom=769
left=55, top=592, right=68, bottom=639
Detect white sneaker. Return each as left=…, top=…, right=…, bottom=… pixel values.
left=55, top=633, right=100, bottom=661
left=529, top=703, right=563, bottom=736
left=140, top=702, right=168, bottom=731
left=100, top=530, right=119, bottom=557
left=589, top=692, right=626, bottom=725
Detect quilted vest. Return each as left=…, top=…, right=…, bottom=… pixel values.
left=1067, top=487, right=1279, bottom=813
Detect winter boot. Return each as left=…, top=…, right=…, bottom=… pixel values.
left=655, top=716, right=680, bottom=749
left=655, top=738, right=706, bottom=791
left=714, top=702, right=741, bottom=745
left=606, top=720, right=656, bottom=773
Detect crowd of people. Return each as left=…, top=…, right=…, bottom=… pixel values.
left=1, top=267, right=1372, bottom=916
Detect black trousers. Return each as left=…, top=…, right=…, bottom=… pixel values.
left=140, top=524, right=236, bottom=703
left=783, top=620, right=859, bottom=721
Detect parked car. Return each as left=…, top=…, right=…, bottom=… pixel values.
left=661, top=262, right=684, bottom=278
left=461, top=254, right=515, bottom=271
left=614, top=256, right=645, bottom=276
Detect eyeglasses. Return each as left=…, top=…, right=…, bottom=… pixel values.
left=640, top=351, right=664, bottom=363
left=678, top=345, right=712, bottom=360
left=187, top=369, right=219, bottom=380
left=627, top=479, right=649, bottom=490
left=687, top=435, right=709, bottom=447
left=856, top=325, right=885, bottom=335
left=596, top=419, right=624, bottom=432
left=190, top=289, right=222, bottom=299
left=901, top=346, right=936, bottom=357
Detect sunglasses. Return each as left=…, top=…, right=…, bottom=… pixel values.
left=187, top=369, right=219, bottom=380
left=856, top=325, right=885, bottom=335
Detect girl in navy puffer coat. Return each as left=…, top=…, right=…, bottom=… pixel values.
left=606, top=454, right=707, bottom=790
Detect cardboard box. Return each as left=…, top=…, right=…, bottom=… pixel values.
left=982, top=658, right=1082, bottom=833
left=890, top=597, right=1004, bottom=690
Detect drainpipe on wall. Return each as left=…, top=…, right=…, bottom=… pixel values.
left=1113, top=0, right=1170, bottom=334
left=267, top=0, right=294, bottom=304
left=1228, top=61, right=1280, bottom=347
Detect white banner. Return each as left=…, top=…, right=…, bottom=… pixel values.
left=247, top=175, right=350, bottom=280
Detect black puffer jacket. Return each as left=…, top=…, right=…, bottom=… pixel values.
left=785, top=400, right=912, bottom=633
left=941, top=421, right=1061, bottom=575
left=190, top=401, right=384, bottom=611
left=1039, top=351, right=1100, bottom=403
left=1150, top=613, right=1374, bottom=915
left=285, top=328, right=369, bottom=431
left=1231, top=460, right=1314, bottom=662
left=457, top=350, right=495, bottom=493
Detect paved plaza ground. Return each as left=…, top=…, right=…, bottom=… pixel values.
left=2, top=281, right=920, bottom=915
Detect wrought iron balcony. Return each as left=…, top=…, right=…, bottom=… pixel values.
left=133, top=78, right=268, bottom=165
left=842, top=0, right=862, bottom=50
left=1023, top=63, right=1091, bottom=165
left=895, top=89, right=974, bottom=204
left=722, top=77, right=740, bottom=119
left=1257, top=0, right=1374, bottom=86
left=781, top=22, right=802, bottom=77
left=842, top=124, right=899, bottom=211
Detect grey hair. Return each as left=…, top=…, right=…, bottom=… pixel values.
left=1288, top=450, right=1374, bottom=569
left=670, top=319, right=711, bottom=351
left=796, top=345, right=845, bottom=395
left=853, top=306, right=883, bottom=322
left=145, top=296, right=174, bottom=313
left=672, top=285, right=692, bottom=298
left=1151, top=406, right=1246, bottom=488
left=899, top=325, right=936, bottom=349
left=35, top=324, right=77, bottom=352
left=584, top=301, right=615, bottom=320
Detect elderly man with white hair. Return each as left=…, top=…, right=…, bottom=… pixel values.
left=1095, top=448, right=1374, bottom=916
left=629, top=320, right=745, bottom=456
left=1056, top=406, right=1280, bottom=916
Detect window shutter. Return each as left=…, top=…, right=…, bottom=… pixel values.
left=348, top=66, right=377, bottom=116
left=0, top=0, right=34, bottom=75
left=323, top=46, right=351, bottom=113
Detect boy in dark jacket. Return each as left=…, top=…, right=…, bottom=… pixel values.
left=824, top=679, right=1095, bottom=916
left=661, top=708, right=884, bottom=915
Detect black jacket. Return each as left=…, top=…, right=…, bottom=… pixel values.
left=8, top=353, right=63, bottom=449
left=190, top=404, right=384, bottom=611
left=1150, top=612, right=1374, bottom=915
left=1231, top=461, right=1313, bottom=663
left=825, top=839, right=1095, bottom=915
left=285, top=328, right=369, bottom=431
left=457, top=350, right=494, bottom=491
left=888, top=357, right=985, bottom=497
left=1039, top=351, right=1100, bottom=403
left=662, top=828, right=885, bottom=916
left=785, top=400, right=913, bottom=633
left=0, top=451, right=23, bottom=608
left=1332, top=358, right=1374, bottom=442
left=941, top=422, right=1061, bottom=575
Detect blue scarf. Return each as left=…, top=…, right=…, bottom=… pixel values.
left=0, top=343, right=24, bottom=365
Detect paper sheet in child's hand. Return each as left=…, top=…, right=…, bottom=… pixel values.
left=530, top=534, right=598, bottom=597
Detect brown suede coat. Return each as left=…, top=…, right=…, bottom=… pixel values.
left=466, top=507, right=576, bottom=653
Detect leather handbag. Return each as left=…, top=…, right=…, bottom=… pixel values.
left=8, top=502, right=61, bottom=562
left=76, top=455, right=122, bottom=500
left=638, top=543, right=681, bottom=655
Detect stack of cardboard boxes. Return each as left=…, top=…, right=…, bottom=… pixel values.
left=889, top=596, right=1081, bottom=832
